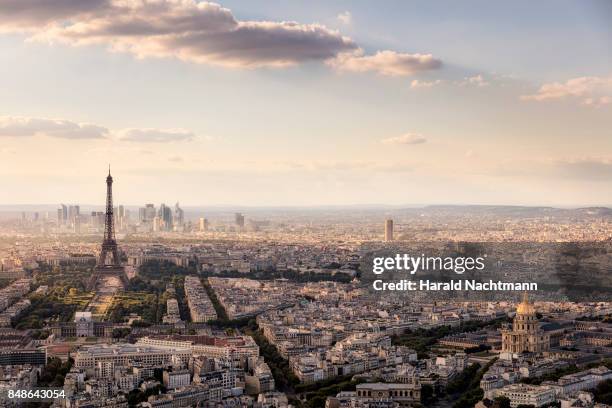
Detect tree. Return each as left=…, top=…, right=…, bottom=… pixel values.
left=420, top=384, right=435, bottom=405
left=131, top=320, right=151, bottom=328
left=593, top=379, right=612, bottom=405
left=112, top=328, right=131, bottom=338
left=446, top=363, right=481, bottom=394
left=492, top=396, right=511, bottom=408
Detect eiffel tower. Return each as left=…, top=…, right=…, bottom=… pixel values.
left=88, top=167, right=128, bottom=291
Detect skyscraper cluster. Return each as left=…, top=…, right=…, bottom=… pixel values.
left=57, top=204, right=81, bottom=233
left=198, top=217, right=209, bottom=232
left=138, top=202, right=185, bottom=232
left=57, top=204, right=79, bottom=225
left=55, top=203, right=129, bottom=234
left=235, top=212, right=245, bottom=230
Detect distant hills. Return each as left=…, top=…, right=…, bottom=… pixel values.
left=0, top=204, right=609, bottom=218
left=419, top=205, right=612, bottom=217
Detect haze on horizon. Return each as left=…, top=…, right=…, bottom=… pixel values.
left=0, top=0, right=611, bottom=207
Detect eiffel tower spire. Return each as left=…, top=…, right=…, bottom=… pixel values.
left=88, top=168, right=128, bottom=291
left=99, top=167, right=120, bottom=266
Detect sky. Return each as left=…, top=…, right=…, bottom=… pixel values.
left=0, top=0, right=611, bottom=207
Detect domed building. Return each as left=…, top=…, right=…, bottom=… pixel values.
left=501, top=292, right=550, bottom=355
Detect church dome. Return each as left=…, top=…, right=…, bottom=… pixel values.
left=516, top=292, right=536, bottom=315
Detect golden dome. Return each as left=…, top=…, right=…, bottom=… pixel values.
left=516, top=291, right=536, bottom=315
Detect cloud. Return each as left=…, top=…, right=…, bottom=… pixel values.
left=3, top=0, right=358, bottom=68
left=581, top=96, right=611, bottom=108
left=491, top=157, right=612, bottom=182
left=459, top=74, right=489, bottom=87
left=412, top=73, right=506, bottom=90
left=0, top=116, right=200, bottom=143
left=381, top=133, right=427, bottom=145
left=118, top=128, right=195, bottom=143
left=410, top=79, right=442, bottom=89
left=276, top=160, right=368, bottom=171
left=0, top=116, right=109, bottom=139
left=521, top=75, right=612, bottom=106
left=371, top=163, right=414, bottom=173
left=0, top=0, right=110, bottom=29
left=412, top=74, right=500, bottom=90
left=0, top=1, right=444, bottom=73
left=337, top=11, right=351, bottom=25
left=329, top=49, right=442, bottom=76
left=274, top=160, right=413, bottom=173
left=552, top=158, right=612, bottom=181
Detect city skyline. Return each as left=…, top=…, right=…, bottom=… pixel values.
left=0, top=3, right=610, bottom=407
left=1, top=1, right=611, bottom=206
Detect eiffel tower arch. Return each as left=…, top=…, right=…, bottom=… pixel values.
left=88, top=167, right=129, bottom=291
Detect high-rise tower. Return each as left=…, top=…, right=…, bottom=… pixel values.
left=88, top=167, right=128, bottom=291
left=384, top=219, right=394, bottom=242
left=99, top=168, right=120, bottom=266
